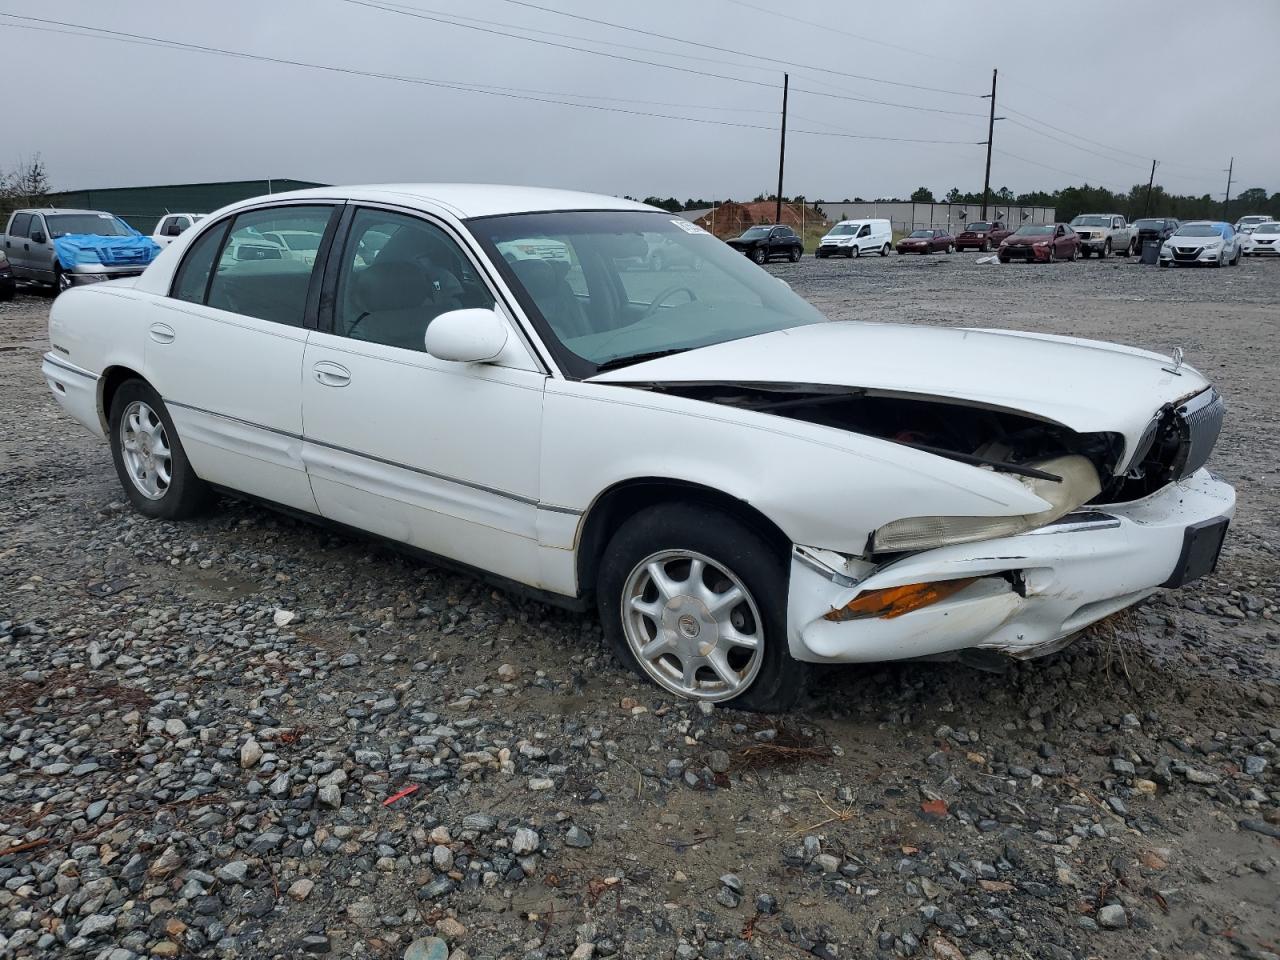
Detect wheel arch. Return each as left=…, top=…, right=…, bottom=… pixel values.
left=98, top=364, right=150, bottom=433
left=574, top=478, right=793, bottom=601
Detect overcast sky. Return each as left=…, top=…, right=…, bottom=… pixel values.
left=4, top=1, right=1276, bottom=203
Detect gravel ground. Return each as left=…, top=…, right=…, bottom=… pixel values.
left=1, top=253, right=1277, bottom=960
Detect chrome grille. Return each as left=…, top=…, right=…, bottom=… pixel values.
left=1177, top=388, right=1225, bottom=478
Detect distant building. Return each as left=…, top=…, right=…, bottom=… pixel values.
left=42, top=179, right=325, bottom=233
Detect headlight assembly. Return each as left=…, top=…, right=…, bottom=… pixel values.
left=871, top=455, right=1102, bottom=553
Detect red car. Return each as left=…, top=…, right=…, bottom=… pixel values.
left=895, top=228, right=955, bottom=254
left=954, top=220, right=1011, bottom=251
left=998, top=223, right=1079, bottom=263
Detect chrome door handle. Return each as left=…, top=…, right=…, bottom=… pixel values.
left=148, top=322, right=176, bottom=344
left=313, top=361, right=351, bottom=387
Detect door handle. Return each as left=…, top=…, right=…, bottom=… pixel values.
left=148, top=322, right=176, bottom=344
left=313, top=361, right=351, bottom=387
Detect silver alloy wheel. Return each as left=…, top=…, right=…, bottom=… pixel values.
left=119, top=400, right=172, bottom=500
left=621, top=549, right=764, bottom=701
left=57, top=270, right=72, bottom=293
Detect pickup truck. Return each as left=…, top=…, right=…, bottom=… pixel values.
left=1068, top=214, right=1135, bottom=258
left=3, top=208, right=161, bottom=291
left=152, top=213, right=205, bottom=247
left=954, top=220, right=1012, bottom=252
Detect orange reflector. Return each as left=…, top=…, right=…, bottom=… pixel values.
left=823, top=577, right=978, bottom=622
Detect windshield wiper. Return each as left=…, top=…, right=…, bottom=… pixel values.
left=592, top=348, right=691, bottom=374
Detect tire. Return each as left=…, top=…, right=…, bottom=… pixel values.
left=1211, top=253, right=1222, bottom=268
left=1230, top=248, right=1241, bottom=266
left=947, top=243, right=955, bottom=254
left=1100, top=239, right=1111, bottom=259
left=1119, top=239, right=1130, bottom=257
left=998, top=256, right=1010, bottom=264
left=788, top=246, right=801, bottom=263
left=108, top=379, right=215, bottom=520
left=54, top=266, right=72, bottom=295
left=1159, top=261, right=1170, bottom=268
left=849, top=246, right=859, bottom=259
left=597, top=503, right=805, bottom=711
left=815, top=250, right=825, bottom=259
left=1048, top=245, right=1057, bottom=263
left=879, top=243, right=890, bottom=257
left=980, top=240, right=990, bottom=252
left=751, top=247, right=767, bottom=265
left=1069, top=244, right=1078, bottom=261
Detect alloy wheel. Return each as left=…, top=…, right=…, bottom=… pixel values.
left=119, top=400, right=172, bottom=500
left=620, top=549, right=764, bottom=702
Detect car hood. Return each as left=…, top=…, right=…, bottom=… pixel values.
left=726, top=237, right=763, bottom=248
left=589, top=321, right=1210, bottom=470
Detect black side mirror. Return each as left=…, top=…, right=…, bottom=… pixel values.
left=166, top=223, right=184, bottom=237
left=31, top=232, right=46, bottom=244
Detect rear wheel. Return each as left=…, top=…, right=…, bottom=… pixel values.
left=751, top=247, right=767, bottom=265
left=108, top=380, right=215, bottom=520
left=598, top=504, right=804, bottom=711
left=879, top=243, right=890, bottom=257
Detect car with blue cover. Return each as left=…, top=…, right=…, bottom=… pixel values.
left=2, top=208, right=162, bottom=292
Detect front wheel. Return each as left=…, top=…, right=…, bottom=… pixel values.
left=946, top=243, right=955, bottom=254
left=751, top=248, right=767, bottom=265
left=849, top=245, right=860, bottom=258
left=598, top=504, right=805, bottom=711
left=788, top=246, right=801, bottom=263
left=1069, top=244, right=1078, bottom=261
left=54, top=266, right=72, bottom=294
left=1230, top=247, right=1241, bottom=266
left=1100, top=239, right=1111, bottom=258
left=109, top=380, right=215, bottom=520
left=980, top=240, right=990, bottom=252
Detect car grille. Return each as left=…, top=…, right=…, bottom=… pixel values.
left=100, top=247, right=152, bottom=265
left=1176, top=388, right=1225, bottom=479
left=1172, top=246, right=1201, bottom=260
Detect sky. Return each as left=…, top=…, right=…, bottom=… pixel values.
left=3, top=0, right=1276, bottom=203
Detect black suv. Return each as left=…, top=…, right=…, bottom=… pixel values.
left=1132, top=218, right=1180, bottom=249
left=726, top=224, right=804, bottom=264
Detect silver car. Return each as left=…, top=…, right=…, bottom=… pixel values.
left=2, top=208, right=155, bottom=291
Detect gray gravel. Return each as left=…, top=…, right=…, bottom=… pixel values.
left=1, top=254, right=1278, bottom=960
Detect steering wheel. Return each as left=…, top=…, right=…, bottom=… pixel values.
left=640, top=284, right=698, bottom=320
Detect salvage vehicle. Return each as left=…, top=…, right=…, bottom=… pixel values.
left=815, top=219, right=892, bottom=258
left=3, top=208, right=161, bottom=291
left=727, top=223, right=804, bottom=263
left=1069, top=214, right=1134, bottom=258
left=1242, top=219, right=1280, bottom=256
left=998, top=223, right=1079, bottom=263
left=0, top=250, right=14, bottom=301
left=152, top=214, right=206, bottom=247
left=895, top=229, right=954, bottom=255
left=1234, top=214, right=1273, bottom=235
left=1131, top=218, right=1181, bottom=250
left=42, top=184, right=1236, bottom=710
left=954, top=220, right=1011, bottom=252
left=1158, top=221, right=1242, bottom=268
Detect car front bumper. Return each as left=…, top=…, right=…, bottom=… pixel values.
left=786, top=468, right=1235, bottom=664
left=1159, top=248, right=1225, bottom=265
left=68, top=263, right=148, bottom=285
left=1245, top=243, right=1279, bottom=256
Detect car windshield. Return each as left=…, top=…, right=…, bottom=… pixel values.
left=45, top=214, right=134, bottom=238
left=1253, top=222, right=1280, bottom=234
left=1013, top=225, right=1054, bottom=236
left=908, top=230, right=932, bottom=238
left=965, top=222, right=990, bottom=231
left=1133, top=219, right=1166, bottom=229
left=1240, top=216, right=1269, bottom=225
left=1071, top=215, right=1111, bottom=227
left=739, top=226, right=771, bottom=239
left=828, top=224, right=858, bottom=236
left=1174, top=224, right=1224, bottom=237
left=469, top=210, right=828, bottom=378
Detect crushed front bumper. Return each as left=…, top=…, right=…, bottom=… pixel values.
left=786, top=468, right=1235, bottom=664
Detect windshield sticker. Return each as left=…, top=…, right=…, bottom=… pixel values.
left=671, top=219, right=709, bottom=236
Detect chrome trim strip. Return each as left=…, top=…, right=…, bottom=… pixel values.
left=164, top=398, right=582, bottom=516
left=43, top=353, right=99, bottom=381
left=1025, top=511, right=1121, bottom=536
left=793, top=546, right=860, bottom=588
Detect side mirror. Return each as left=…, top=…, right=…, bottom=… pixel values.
left=166, top=223, right=184, bottom=237
left=31, top=232, right=46, bottom=245
left=424, top=308, right=509, bottom=363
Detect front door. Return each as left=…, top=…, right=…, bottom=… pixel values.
left=4, top=212, right=31, bottom=277
left=300, top=206, right=547, bottom=586
left=27, top=214, right=55, bottom=282
left=144, top=202, right=339, bottom=512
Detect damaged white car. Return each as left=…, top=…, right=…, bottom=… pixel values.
left=42, top=185, right=1235, bottom=711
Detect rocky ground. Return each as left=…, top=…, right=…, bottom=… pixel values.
left=1, top=253, right=1277, bottom=960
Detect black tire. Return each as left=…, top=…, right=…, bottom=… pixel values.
left=849, top=245, right=859, bottom=258
left=108, top=379, right=215, bottom=520
left=1100, top=239, right=1111, bottom=259
left=597, top=504, right=805, bottom=712
left=1159, top=260, right=1170, bottom=268
left=879, top=243, right=890, bottom=257
left=1069, top=244, right=1078, bottom=261
left=998, top=256, right=1009, bottom=264
left=788, top=246, right=801, bottom=263
left=1230, top=248, right=1241, bottom=266
left=54, top=266, right=72, bottom=295
left=0, top=282, right=13, bottom=303
left=980, top=239, right=990, bottom=252
left=815, top=250, right=825, bottom=259
left=947, top=243, right=955, bottom=254
left=751, top=247, right=767, bottom=265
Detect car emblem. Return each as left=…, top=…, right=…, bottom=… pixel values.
left=1163, top=346, right=1184, bottom=376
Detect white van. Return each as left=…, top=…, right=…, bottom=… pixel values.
left=816, top=219, right=892, bottom=258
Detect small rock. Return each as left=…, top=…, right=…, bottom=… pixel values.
left=404, top=936, right=450, bottom=960
left=564, top=826, right=593, bottom=848
left=241, top=739, right=263, bottom=768
left=1097, top=904, right=1128, bottom=929
left=497, top=663, right=518, bottom=681
left=708, top=750, right=731, bottom=774
left=288, top=879, right=315, bottom=901
left=216, top=861, right=250, bottom=885
left=435, top=917, right=466, bottom=941
left=512, top=827, right=540, bottom=854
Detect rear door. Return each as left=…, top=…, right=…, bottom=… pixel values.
left=4, top=213, right=31, bottom=277
left=145, top=202, right=339, bottom=512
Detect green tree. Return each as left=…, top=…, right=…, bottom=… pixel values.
left=910, top=186, right=935, bottom=202
left=944, top=187, right=963, bottom=204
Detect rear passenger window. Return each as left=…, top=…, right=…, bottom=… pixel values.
left=9, top=213, right=31, bottom=238
left=205, top=206, right=333, bottom=327
left=172, top=221, right=229, bottom=304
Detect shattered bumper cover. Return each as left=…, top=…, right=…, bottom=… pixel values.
left=787, top=468, right=1235, bottom=664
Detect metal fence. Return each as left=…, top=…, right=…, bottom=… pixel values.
left=815, top=200, right=1056, bottom=235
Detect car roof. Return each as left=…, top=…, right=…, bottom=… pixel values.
left=241, top=183, right=657, bottom=219
left=12, top=208, right=114, bottom=216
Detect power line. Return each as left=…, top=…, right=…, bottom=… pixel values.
left=479, top=0, right=980, bottom=98
left=992, top=148, right=1130, bottom=193
left=0, top=15, right=976, bottom=147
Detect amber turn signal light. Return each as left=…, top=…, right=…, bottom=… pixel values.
left=823, top=577, right=978, bottom=622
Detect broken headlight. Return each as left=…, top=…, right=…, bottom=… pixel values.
left=871, top=455, right=1101, bottom=553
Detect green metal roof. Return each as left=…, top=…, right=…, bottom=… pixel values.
left=43, top=179, right=326, bottom=232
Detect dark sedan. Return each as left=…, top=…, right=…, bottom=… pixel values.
left=998, top=223, right=1079, bottom=263
left=725, top=224, right=804, bottom=264
left=1132, top=218, right=1180, bottom=250
left=895, top=228, right=955, bottom=254
left=0, top=251, right=15, bottom=301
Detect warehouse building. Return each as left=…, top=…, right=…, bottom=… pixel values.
left=42, top=179, right=325, bottom=233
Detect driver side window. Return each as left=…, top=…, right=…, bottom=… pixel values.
left=857, top=224, right=871, bottom=238
left=332, top=208, right=494, bottom=353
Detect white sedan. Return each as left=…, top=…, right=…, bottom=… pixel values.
left=1242, top=219, right=1280, bottom=256
left=1159, top=221, right=1243, bottom=267
left=42, top=185, right=1235, bottom=710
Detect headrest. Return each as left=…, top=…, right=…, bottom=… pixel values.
left=508, top=257, right=559, bottom=298
left=355, top=260, right=431, bottom=312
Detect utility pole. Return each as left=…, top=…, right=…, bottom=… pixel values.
left=981, top=68, right=997, bottom=220
left=1222, top=157, right=1234, bottom=221
left=1143, top=160, right=1158, bottom=216
left=776, top=73, right=789, bottom=225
